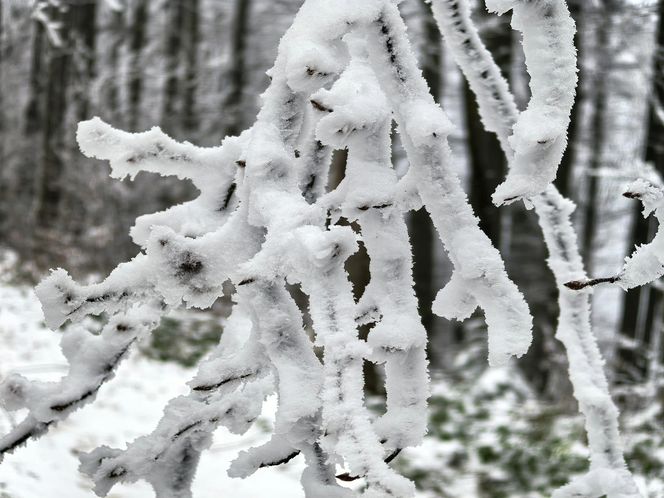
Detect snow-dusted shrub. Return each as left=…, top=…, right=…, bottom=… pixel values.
left=0, top=0, right=645, bottom=497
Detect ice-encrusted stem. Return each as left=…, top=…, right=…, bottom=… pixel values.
left=565, top=180, right=664, bottom=292
left=365, top=2, right=533, bottom=367
left=431, top=0, right=640, bottom=495
left=79, top=299, right=272, bottom=497
left=289, top=226, right=415, bottom=498
left=76, top=117, right=247, bottom=245
left=0, top=302, right=161, bottom=462
left=228, top=281, right=334, bottom=491
left=483, top=0, right=578, bottom=205
left=298, top=107, right=334, bottom=205
left=314, top=53, right=429, bottom=452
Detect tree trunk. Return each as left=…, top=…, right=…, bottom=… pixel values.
left=33, top=4, right=73, bottom=232
left=409, top=3, right=442, bottom=364
left=71, top=0, right=97, bottom=120
left=182, top=0, right=200, bottom=132
left=555, top=0, right=583, bottom=199
left=106, top=3, right=126, bottom=125
left=223, top=0, right=251, bottom=136
left=161, top=0, right=185, bottom=133
left=581, top=5, right=610, bottom=274
left=128, top=0, right=149, bottom=131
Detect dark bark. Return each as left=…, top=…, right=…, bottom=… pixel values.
left=161, top=0, right=186, bottom=133
left=182, top=0, right=200, bottom=131
left=34, top=4, right=73, bottom=231
left=70, top=0, right=98, bottom=120
left=128, top=0, right=149, bottom=131
left=581, top=5, right=610, bottom=274
left=24, top=23, right=45, bottom=135
left=105, top=4, right=125, bottom=124
left=409, top=4, right=442, bottom=349
left=555, top=1, right=583, bottom=199
left=223, top=0, right=252, bottom=136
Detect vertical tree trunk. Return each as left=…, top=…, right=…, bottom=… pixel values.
left=581, top=4, right=610, bottom=274
left=223, top=0, right=251, bottom=136
left=34, top=4, right=73, bottom=232
left=71, top=0, right=97, bottom=120
left=0, top=0, right=5, bottom=238
left=106, top=3, right=126, bottom=124
left=410, top=4, right=441, bottom=362
left=24, top=23, right=45, bottom=136
left=128, top=0, right=149, bottom=131
left=182, top=0, right=200, bottom=132
left=555, top=0, right=583, bottom=199
left=161, top=0, right=185, bottom=133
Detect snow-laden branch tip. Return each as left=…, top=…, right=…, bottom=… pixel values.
left=566, top=178, right=664, bottom=292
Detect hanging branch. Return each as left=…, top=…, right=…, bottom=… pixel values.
left=431, top=0, right=640, bottom=496
left=485, top=0, right=578, bottom=206
left=364, top=2, right=533, bottom=368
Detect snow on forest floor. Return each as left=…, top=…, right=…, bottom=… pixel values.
left=0, top=284, right=308, bottom=498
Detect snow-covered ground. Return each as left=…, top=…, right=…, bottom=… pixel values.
left=0, top=284, right=306, bottom=497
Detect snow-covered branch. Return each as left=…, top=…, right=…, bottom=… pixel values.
left=484, top=0, right=578, bottom=205
left=0, top=0, right=559, bottom=496
left=431, top=0, right=640, bottom=496
left=566, top=179, right=664, bottom=292
left=365, top=2, right=533, bottom=367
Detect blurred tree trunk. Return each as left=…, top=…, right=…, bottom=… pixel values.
left=106, top=3, right=125, bottom=124
left=161, top=0, right=185, bottom=133
left=618, top=0, right=664, bottom=381
left=223, top=0, right=251, bottom=136
left=581, top=4, right=610, bottom=274
left=182, top=0, right=199, bottom=132
left=0, top=0, right=5, bottom=238
left=71, top=0, right=97, bottom=120
left=128, top=0, right=149, bottom=131
left=555, top=0, right=583, bottom=199
left=34, top=4, right=73, bottom=232
left=409, top=3, right=441, bottom=362
left=25, top=23, right=45, bottom=136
